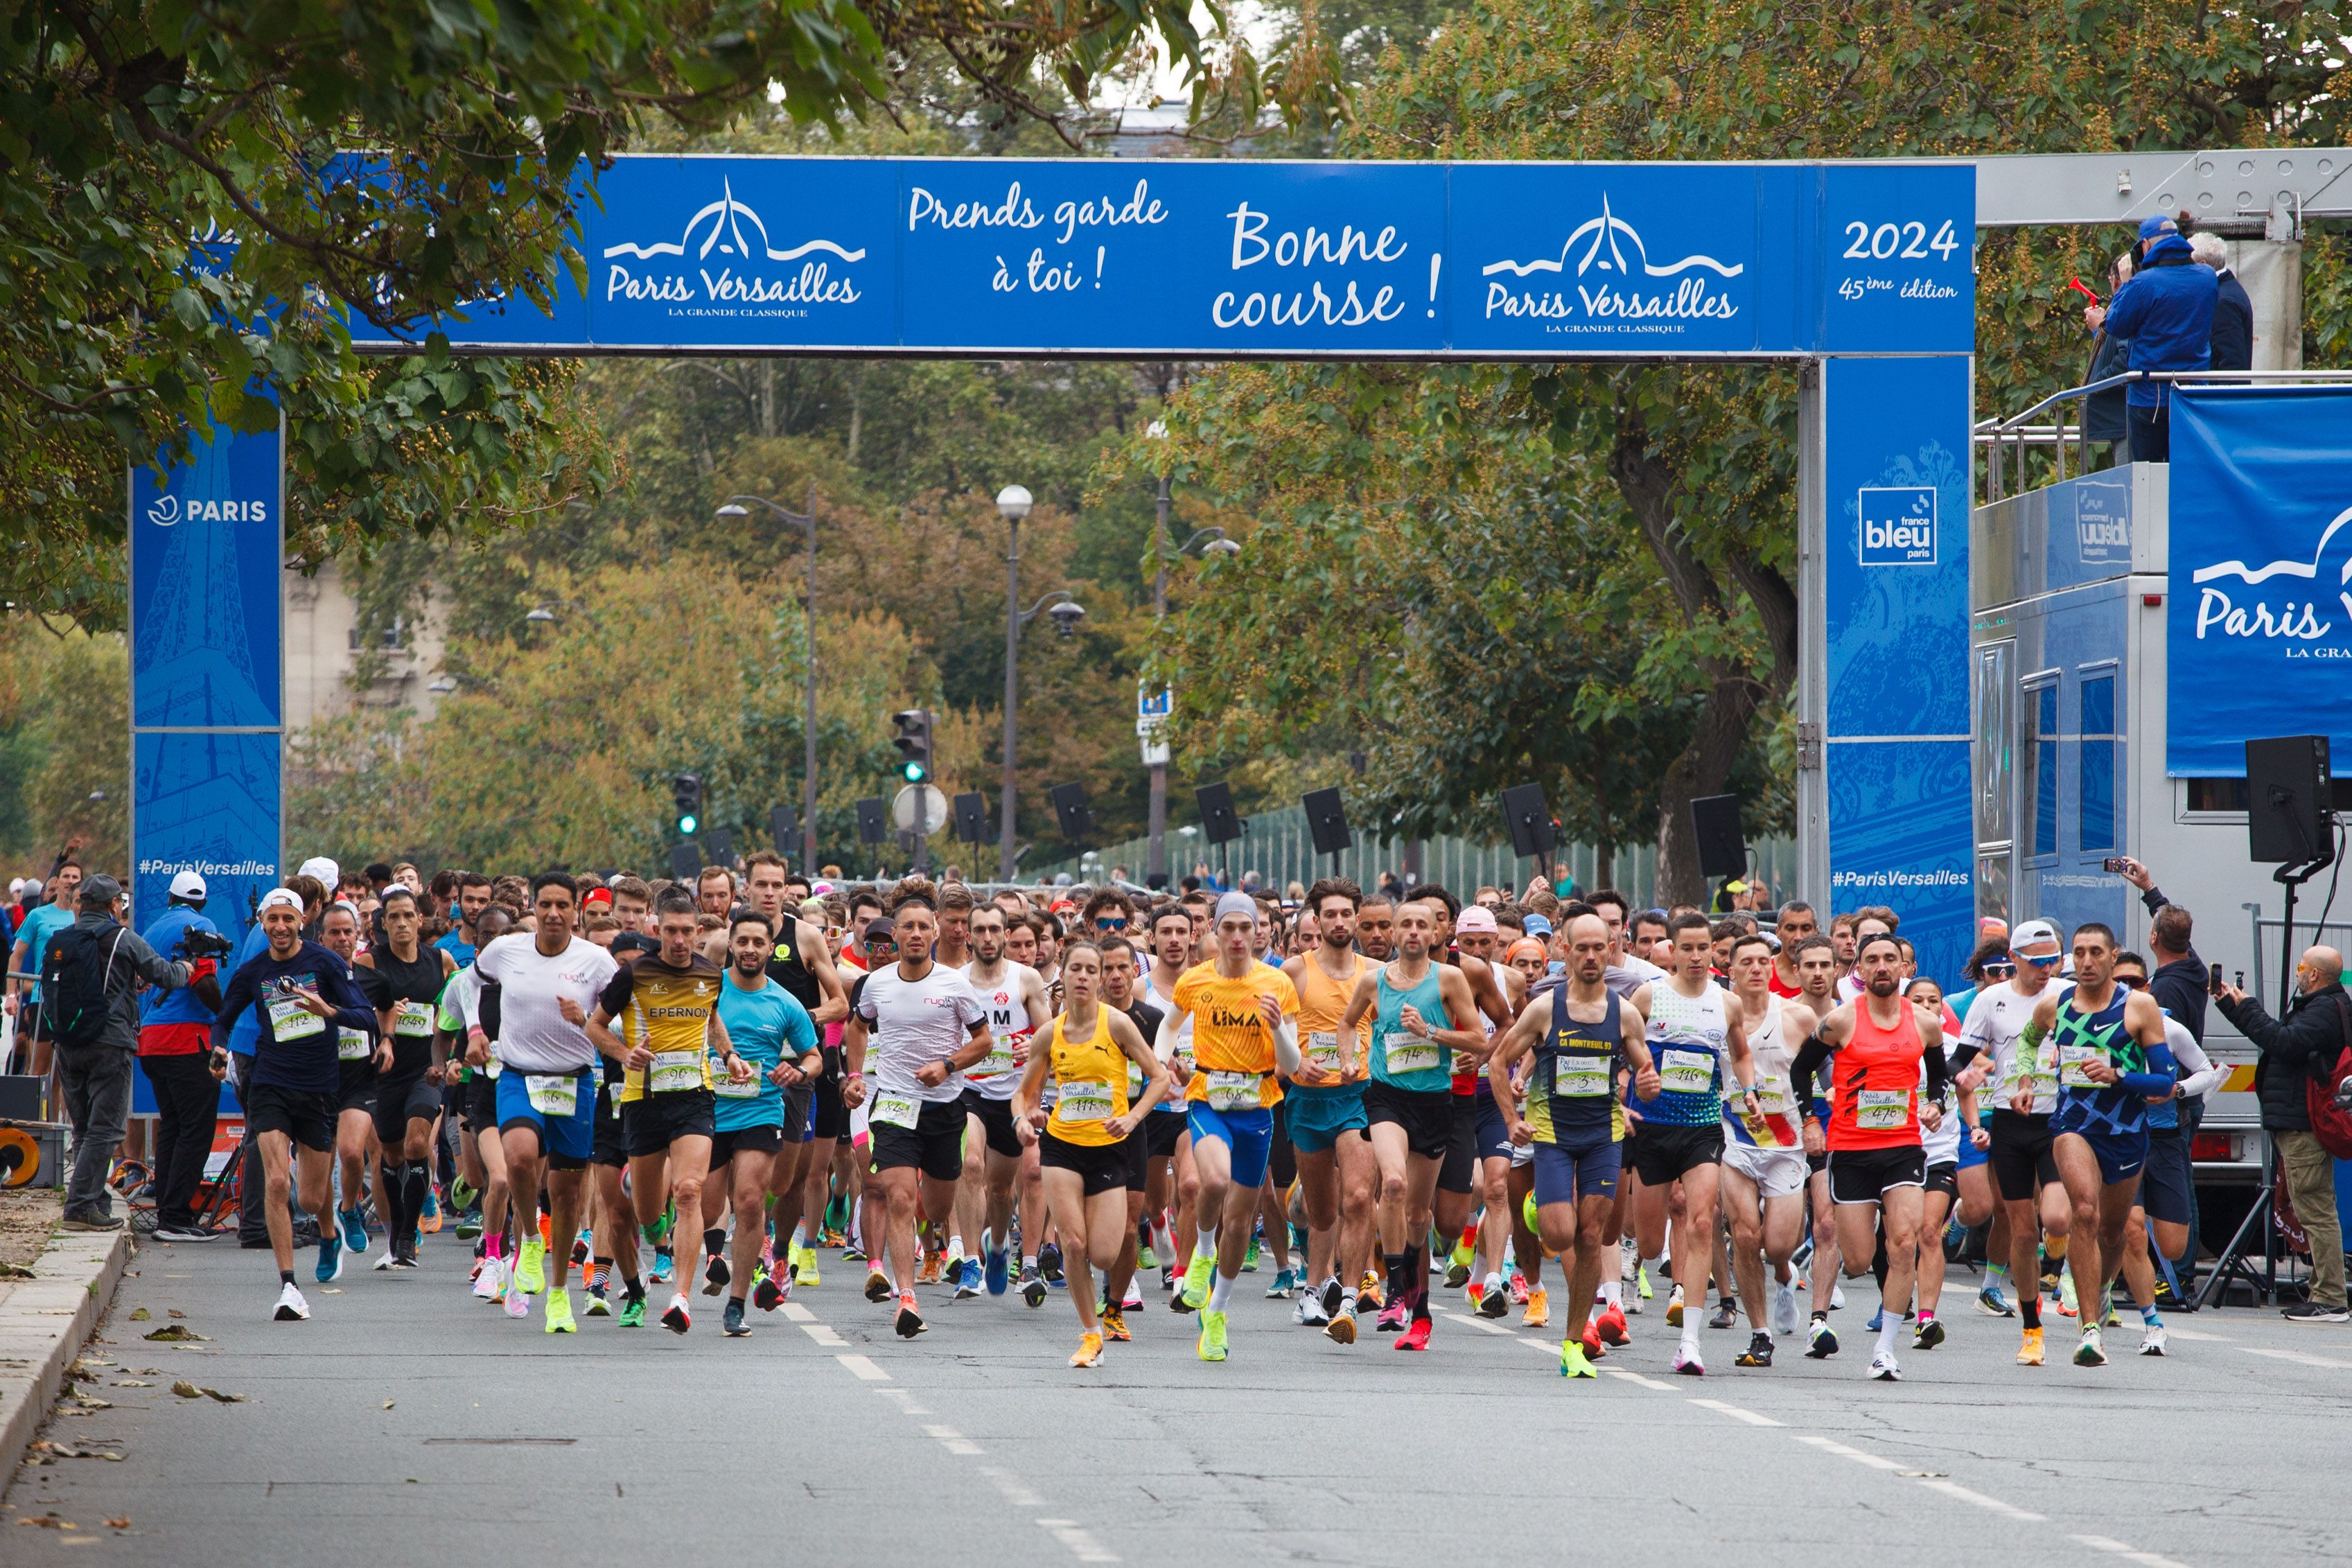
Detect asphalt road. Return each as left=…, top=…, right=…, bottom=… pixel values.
left=9, top=1231, right=2351, bottom=1565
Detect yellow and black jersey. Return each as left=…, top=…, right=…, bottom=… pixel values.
left=599, top=952, right=724, bottom=1101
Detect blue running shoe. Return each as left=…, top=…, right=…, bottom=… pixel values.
left=649, top=1247, right=675, bottom=1285
left=957, top=1258, right=983, bottom=1299
left=315, top=1234, right=344, bottom=1283
left=1865, top=1308, right=1884, bottom=1332
left=339, top=1206, right=369, bottom=1256
left=985, top=1247, right=1009, bottom=1297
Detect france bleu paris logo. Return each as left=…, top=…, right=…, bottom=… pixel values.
left=1858, top=486, right=1938, bottom=566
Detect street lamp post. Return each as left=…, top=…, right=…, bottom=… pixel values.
left=997, top=484, right=1089, bottom=881
left=718, top=482, right=820, bottom=872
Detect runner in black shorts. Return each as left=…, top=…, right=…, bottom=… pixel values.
left=315, top=905, right=380, bottom=1269
left=355, top=886, right=457, bottom=1269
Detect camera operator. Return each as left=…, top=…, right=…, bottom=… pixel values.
left=139, top=871, right=233, bottom=1240
left=44, top=874, right=201, bottom=1231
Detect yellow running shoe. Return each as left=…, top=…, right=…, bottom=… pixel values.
left=1175, top=1251, right=1215, bottom=1313
left=1197, top=1308, right=1229, bottom=1362
left=1665, top=1283, right=1685, bottom=1328
left=2017, top=1326, right=2045, bottom=1366
left=1071, top=1331, right=1105, bottom=1368
left=1100, top=1304, right=1130, bottom=1342
left=543, top=1287, right=576, bottom=1334
left=516, top=1238, right=546, bottom=1296
left=1560, top=1339, right=1597, bottom=1378
left=794, top=1244, right=820, bottom=1287
left=1636, top=1263, right=1653, bottom=1303
left=1521, top=1287, right=1550, bottom=1329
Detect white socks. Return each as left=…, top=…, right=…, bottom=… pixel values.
left=1208, top=1270, right=1236, bottom=1312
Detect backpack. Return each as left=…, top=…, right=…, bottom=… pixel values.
left=39, top=924, right=125, bottom=1050
left=2304, top=992, right=2352, bottom=1161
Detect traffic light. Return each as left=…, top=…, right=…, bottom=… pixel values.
left=890, top=709, right=932, bottom=784
left=672, top=773, right=703, bottom=836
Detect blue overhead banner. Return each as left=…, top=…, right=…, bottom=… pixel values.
left=1824, top=355, right=1976, bottom=984
left=351, top=157, right=1974, bottom=358
left=2167, top=385, right=2352, bottom=775
left=128, top=413, right=284, bottom=933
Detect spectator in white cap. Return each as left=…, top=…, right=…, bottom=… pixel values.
left=297, top=856, right=340, bottom=891
left=141, top=869, right=231, bottom=1242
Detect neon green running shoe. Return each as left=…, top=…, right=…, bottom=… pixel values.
left=1197, top=1308, right=1229, bottom=1362
left=1560, top=1339, right=1596, bottom=1378
left=1636, top=1264, right=1653, bottom=1302
left=515, top=1239, right=546, bottom=1296
left=1175, top=1251, right=1214, bottom=1314
left=543, top=1287, right=576, bottom=1334
left=617, top=1293, right=647, bottom=1328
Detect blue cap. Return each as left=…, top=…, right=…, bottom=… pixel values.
left=1521, top=913, right=1553, bottom=937
left=2137, top=215, right=2178, bottom=240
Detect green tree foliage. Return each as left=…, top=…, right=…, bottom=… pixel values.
left=0, top=622, right=127, bottom=878
left=1142, top=0, right=2352, bottom=901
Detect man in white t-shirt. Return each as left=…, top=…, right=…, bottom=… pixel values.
left=469, top=873, right=617, bottom=1334
left=843, top=890, right=992, bottom=1340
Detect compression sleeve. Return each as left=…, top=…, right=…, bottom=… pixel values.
left=1922, top=1039, right=1950, bottom=1098
left=2118, top=1034, right=2177, bottom=1099
left=1788, top=1036, right=1832, bottom=1111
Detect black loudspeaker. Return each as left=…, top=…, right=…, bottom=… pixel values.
left=855, top=797, right=888, bottom=845
left=770, top=805, right=798, bottom=855
left=2247, top=735, right=2333, bottom=863
left=1048, top=783, right=1096, bottom=843
left=1690, top=793, right=1748, bottom=880
left=952, top=791, right=990, bottom=844
left=1304, top=788, right=1351, bottom=855
left=1197, top=782, right=1243, bottom=845
left=705, top=827, right=736, bottom=867
left=1500, top=783, right=1556, bottom=858
left=668, top=842, right=701, bottom=882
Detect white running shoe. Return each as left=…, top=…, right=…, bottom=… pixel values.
left=473, top=1259, right=506, bottom=1301
left=1869, top=1350, right=1902, bottom=1381
left=2139, top=1324, right=2166, bottom=1357
left=1830, top=1282, right=1846, bottom=1310
left=1771, top=1279, right=1802, bottom=1339
left=1295, top=1291, right=1329, bottom=1327
left=504, top=1282, right=531, bottom=1319
left=274, top=1281, right=310, bottom=1321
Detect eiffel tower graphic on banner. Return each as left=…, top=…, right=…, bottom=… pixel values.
left=134, top=425, right=272, bottom=727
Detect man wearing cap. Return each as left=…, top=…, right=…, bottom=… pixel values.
left=1957, top=917, right=2073, bottom=1360
left=50, top=874, right=200, bottom=1231
left=140, top=872, right=231, bottom=1241
left=2086, top=215, right=2218, bottom=463
left=6, top=857, right=82, bottom=1080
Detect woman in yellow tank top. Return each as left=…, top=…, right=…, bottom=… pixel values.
left=1014, top=941, right=1168, bottom=1368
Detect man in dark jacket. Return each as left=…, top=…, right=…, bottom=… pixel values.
left=2096, top=215, right=2218, bottom=463
left=2190, top=231, right=2256, bottom=371
left=2215, top=946, right=2349, bottom=1321
left=49, top=874, right=197, bottom=1230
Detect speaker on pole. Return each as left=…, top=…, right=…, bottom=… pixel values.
left=705, top=827, right=737, bottom=868
left=2246, top=735, right=2334, bottom=865
left=1197, top=782, right=1243, bottom=845
left=1499, top=783, right=1556, bottom=860
left=855, top=797, right=888, bottom=846
left=1304, top=788, right=1352, bottom=856
left=668, top=842, right=701, bottom=882
left=769, top=804, right=798, bottom=857
left=1690, top=793, right=1748, bottom=881
left=952, top=791, right=990, bottom=845
left=1048, top=783, right=1096, bottom=843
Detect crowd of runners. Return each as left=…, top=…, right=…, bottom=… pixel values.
left=98, top=852, right=2268, bottom=1380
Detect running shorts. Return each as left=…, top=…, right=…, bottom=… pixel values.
left=591, top=1080, right=628, bottom=1170
left=710, top=1123, right=785, bottom=1165
left=810, top=1068, right=850, bottom=1142
left=1987, top=1110, right=2059, bottom=1203
left=960, top=1087, right=1023, bottom=1160
left=1631, top=1121, right=1724, bottom=1187
left=495, top=1066, right=595, bottom=1168
left=1041, top=1129, right=1130, bottom=1197
left=2140, top=1128, right=2191, bottom=1226
left=1720, top=1138, right=1808, bottom=1200
left=372, top=1070, right=441, bottom=1147
left=1827, top=1144, right=1925, bottom=1204
left=335, top=1057, right=377, bottom=1117
left=1267, top=1098, right=1297, bottom=1191
left=1922, top=1160, right=1959, bottom=1203
left=1286, top=1086, right=1368, bottom=1155
left=1186, top=1101, right=1275, bottom=1190
left=2060, top=1126, right=2149, bottom=1186
left=870, top=1097, right=967, bottom=1181
left=1146, top=1108, right=1188, bottom=1159
left=1439, top=1094, right=1479, bottom=1196
left=247, top=1081, right=335, bottom=1154
left=622, top=1089, right=716, bottom=1159
left=1532, top=1132, right=1622, bottom=1208
left=779, top=1082, right=815, bottom=1145
left=1363, top=1081, right=1452, bottom=1161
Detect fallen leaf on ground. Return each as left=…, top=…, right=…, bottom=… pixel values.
left=382, top=1399, right=394, bottom=1409
left=69, top=1394, right=111, bottom=1409
left=0, top=1262, right=35, bottom=1280
left=142, top=1325, right=204, bottom=1341
left=111, top=1380, right=150, bottom=1388
left=105, top=1518, right=129, bottom=1530
left=17, top=1513, right=73, bottom=1528
left=170, top=1381, right=202, bottom=1399
left=166, top=1310, right=184, bottom=1320
left=44, top=1443, right=123, bottom=1461
left=201, top=1387, right=243, bottom=1403
left=125, top=1307, right=150, bottom=1321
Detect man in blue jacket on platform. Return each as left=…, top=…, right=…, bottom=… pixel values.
left=2096, top=215, right=2218, bottom=463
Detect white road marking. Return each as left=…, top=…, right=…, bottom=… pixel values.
left=802, top=1323, right=848, bottom=1346
left=979, top=1465, right=1047, bottom=1506
left=2238, top=1345, right=2352, bottom=1370
left=1435, top=1307, right=1517, bottom=1336
left=2153, top=1324, right=2229, bottom=1341
left=1036, top=1519, right=1120, bottom=1562
left=834, top=1353, right=890, bottom=1381
left=875, top=1387, right=930, bottom=1412
left=1793, top=1434, right=1906, bottom=1471
left=2071, top=1531, right=2192, bottom=1568
left=1917, top=1479, right=2046, bottom=1520
left=1687, top=1398, right=1782, bottom=1427
left=780, top=1302, right=816, bottom=1322
left=1599, top=1368, right=1676, bottom=1390
left=924, top=1423, right=984, bottom=1456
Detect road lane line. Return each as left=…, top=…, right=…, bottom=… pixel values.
left=924, top=1423, right=984, bottom=1456
left=1036, top=1519, right=1120, bottom=1562
left=780, top=1303, right=816, bottom=1322
left=1687, top=1398, right=1782, bottom=1426
left=979, top=1465, right=1047, bottom=1506
left=1793, top=1434, right=1906, bottom=1470
left=2238, top=1345, right=2352, bottom=1369
left=1917, top=1479, right=2045, bottom=1520
left=875, top=1387, right=930, bottom=1412
left=2153, top=1324, right=2229, bottom=1341
left=2071, top=1532, right=2191, bottom=1568
left=1599, top=1368, right=1675, bottom=1390
left=1434, top=1307, right=1517, bottom=1336
left=834, top=1353, right=890, bottom=1381
left=802, top=1323, right=849, bottom=1346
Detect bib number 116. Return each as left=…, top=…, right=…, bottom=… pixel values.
left=1843, top=219, right=1960, bottom=261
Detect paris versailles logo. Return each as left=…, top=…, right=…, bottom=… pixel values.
left=1480, top=194, right=1744, bottom=326
left=602, top=179, right=867, bottom=308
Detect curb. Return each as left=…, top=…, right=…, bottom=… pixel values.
left=0, top=1224, right=132, bottom=1485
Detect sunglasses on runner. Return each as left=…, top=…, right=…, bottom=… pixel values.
left=2018, top=952, right=2063, bottom=968
left=1094, top=916, right=1129, bottom=931
left=1981, top=961, right=2016, bottom=978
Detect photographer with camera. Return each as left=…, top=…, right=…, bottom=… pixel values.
left=139, top=871, right=234, bottom=1240
left=40, top=873, right=204, bottom=1231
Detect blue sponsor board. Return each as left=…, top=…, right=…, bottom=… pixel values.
left=350, top=156, right=1974, bottom=358
left=132, top=732, right=281, bottom=955
left=2166, top=385, right=2352, bottom=775
left=128, top=414, right=282, bottom=730
left=1824, top=355, right=1975, bottom=982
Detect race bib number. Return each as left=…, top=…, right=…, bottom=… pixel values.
left=267, top=997, right=325, bottom=1041
left=1127, top=1059, right=1146, bottom=1099
left=1059, top=1080, right=1115, bottom=1122
left=1384, top=1032, right=1440, bottom=1076
left=711, top=1059, right=760, bottom=1098
left=394, top=1001, right=435, bottom=1038
left=647, top=1055, right=703, bottom=1094
left=2059, top=1043, right=2100, bottom=1088
left=1753, top=1077, right=1793, bottom=1114
left=525, top=1074, right=579, bottom=1117
left=870, top=1091, right=920, bottom=1129
left=1306, top=1030, right=1341, bottom=1073
left=1205, top=1070, right=1261, bottom=1111
left=1658, top=1048, right=1714, bottom=1095
left=337, top=1028, right=372, bottom=1062
left=1857, top=1088, right=1911, bottom=1129
left=1555, top=1061, right=1609, bottom=1098
left=971, top=1043, right=1017, bottom=1079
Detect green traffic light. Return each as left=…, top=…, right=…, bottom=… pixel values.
left=679, top=813, right=699, bottom=834
left=899, top=761, right=927, bottom=784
